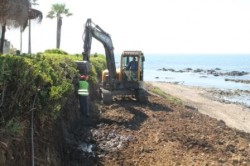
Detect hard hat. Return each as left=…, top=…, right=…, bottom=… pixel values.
left=80, top=75, right=87, bottom=80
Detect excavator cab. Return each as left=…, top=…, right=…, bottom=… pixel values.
left=120, top=51, right=145, bottom=82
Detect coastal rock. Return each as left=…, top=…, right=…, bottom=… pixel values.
left=165, top=77, right=174, bottom=79
left=193, top=69, right=204, bottom=73
left=157, top=68, right=175, bottom=72
left=194, top=69, right=249, bottom=77
left=167, top=68, right=175, bottom=72
left=157, top=67, right=249, bottom=80
left=225, top=79, right=250, bottom=84
left=206, top=88, right=250, bottom=107
left=213, top=73, right=220, bottom=77
left=204, top=70, right=249, bottom=77
left=207, top=69, right=216, bottom=74
left=224, top=71, right=249, bottom=76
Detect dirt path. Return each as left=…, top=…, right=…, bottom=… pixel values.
left=150, top=82, right=250, bottom=133
left=89, top=91, right=250, bottom=165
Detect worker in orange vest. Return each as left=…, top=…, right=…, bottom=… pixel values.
left=78, top=74, right=89, bottom=117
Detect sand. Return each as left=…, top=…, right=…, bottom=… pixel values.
left=150, top=82, right=250, bottom=133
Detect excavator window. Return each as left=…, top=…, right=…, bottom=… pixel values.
left=121, top=56, right=130, bottom=69
left=121, top=55, right=140, bottom=81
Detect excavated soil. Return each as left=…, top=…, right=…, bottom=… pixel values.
left=70, top=86, right=250, bottom=166
left=3, top=85, right=250, bottom=165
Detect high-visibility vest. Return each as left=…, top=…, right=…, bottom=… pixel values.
left=78, top=81, right=89, bottom=96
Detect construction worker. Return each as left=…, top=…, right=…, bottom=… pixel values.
left=126, top=57, right=138, bottom=70
left=78, top=74, right=89, bottom=117
left=126, top=57, right=138, bottom=81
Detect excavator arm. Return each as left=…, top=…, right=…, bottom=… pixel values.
left=82, top=19, right=117, bottom=87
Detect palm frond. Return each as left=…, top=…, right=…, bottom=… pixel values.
left=29, top=8, right=43, bottom=22
left=0, top=0, right=30, bottom=28
left=47, top=3, right=73, bottom=18
left=46, top=11, right=55, bottom=19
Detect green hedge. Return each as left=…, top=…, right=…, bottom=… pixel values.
left=44, top=49, right=69, bottom=55
left=0, top=51, right=106, bottom=127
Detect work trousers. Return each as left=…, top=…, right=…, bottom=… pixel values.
left=79, top=95, right=89, bottom=116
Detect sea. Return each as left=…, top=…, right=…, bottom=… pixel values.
left=115, top=54, right=250, bottom=106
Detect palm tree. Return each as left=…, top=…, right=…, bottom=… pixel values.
left=0, top=23, right=6, bottom=54
left=27, top=8, right=42, bottom=54
left=47, top=4, right=72, bottom=49
left=20, top=8, right=43, bottom=54
left=0, top=0, right=42, bottom=54
left=0, top=0, right=30, bottom=53
left=26, top=0, right=42, bottom=54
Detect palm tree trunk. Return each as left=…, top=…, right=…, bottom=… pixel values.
left=28, top=19, right=31, bottom=54
left=20, top=27, right=23, bottom=54
left=0, top=24, right=6, bottom=54
left=56, top=16, right=62, bottom=49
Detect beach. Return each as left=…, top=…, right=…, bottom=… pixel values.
left=150, top=82, right=250, bottom=133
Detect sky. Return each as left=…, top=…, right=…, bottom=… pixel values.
left=5, top=0, right=250, bottom=55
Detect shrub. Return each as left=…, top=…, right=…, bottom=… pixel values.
left=0, top=53, right=78, bottom=124
left=44, top=49, right=68, bottom=55
left=0, top=52, right=106, bottom=127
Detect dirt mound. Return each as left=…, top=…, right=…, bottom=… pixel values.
left=68, top=92, right=250, bottom=165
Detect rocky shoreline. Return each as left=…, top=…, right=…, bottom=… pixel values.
left=153, top=81, right=250, bottom=108
left=157, top=67, right=249, bottom=79
left=154, top=68, right=250, bottom=107
left=225, top=78, right=250, bottom=84
left=204, top=88, right=250, bottom=108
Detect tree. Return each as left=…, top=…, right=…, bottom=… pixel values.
left=0, top=0, right=30, bottom=54
left=0, top=0, right=42, bottom=54
left=27, top=8, right=43, bottom=54
left=47, top=4, right=72, bottom=49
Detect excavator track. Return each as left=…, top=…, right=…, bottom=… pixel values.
left=136, top=89, right=148, bottom=103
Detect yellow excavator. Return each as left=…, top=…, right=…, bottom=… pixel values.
left=81, top=19, right=147, bottom=104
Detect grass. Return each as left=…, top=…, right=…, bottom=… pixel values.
left=149, top=84, right=182, bottom=105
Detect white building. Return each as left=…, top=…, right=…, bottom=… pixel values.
left=0, top=28, right=12, bottom=54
